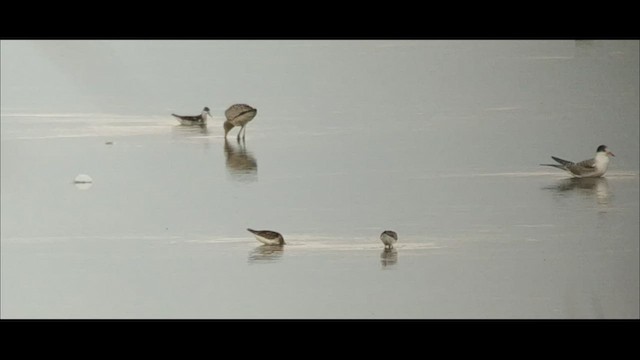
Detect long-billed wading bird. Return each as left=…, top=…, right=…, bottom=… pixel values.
left=540, top=145, right=615, bottom=178
left=172, top=107, right=212, bottom=125
left=380, top=230, right=398, bottom=249
left=247, top=228, right=285, bottom=245
left=224, top=104, right=257, bottom=141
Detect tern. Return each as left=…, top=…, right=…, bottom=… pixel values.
left=541, top=145, right=615, bottom=178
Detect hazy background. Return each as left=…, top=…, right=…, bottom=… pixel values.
left=2, top=40, right=638, bottom=170
left=1, top=40, right=638, bottom=318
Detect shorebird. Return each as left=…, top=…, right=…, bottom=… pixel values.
left=540, top=145, right=615, bottom=178
left=224, top=104, right=257, bottom=141
left=380, top=230, right=398, bottom=249
left=247, top=228, right=285, bottom=245
left=172, top=107, right=212, bottom=125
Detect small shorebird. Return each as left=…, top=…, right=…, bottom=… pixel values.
left=172, top=107, right=212, bottom=125
left=540, top=145, right=615, bottom=178
left=380, top=230, right=398, bottom=249
left=224, top=104, right=257, bottom=141
left=247, top=228, right=285, bottom=245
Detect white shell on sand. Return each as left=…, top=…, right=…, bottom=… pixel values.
left=74, top=174, right=93, bottom=183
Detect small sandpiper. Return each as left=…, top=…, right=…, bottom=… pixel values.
left=380, top=230, right=398, bottom=249
left=247, top=228, right=285, bottom=245
left=224, top=104, right=257, bottom=141
left=540, top=145, right=615, bottom=178
left=172, top=107, right=212, bottom=125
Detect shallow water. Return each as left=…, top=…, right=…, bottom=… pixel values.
left=1, top=40, right=638, bottom=318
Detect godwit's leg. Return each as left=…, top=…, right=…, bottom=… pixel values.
left=236, top=126, right=241, bottom=141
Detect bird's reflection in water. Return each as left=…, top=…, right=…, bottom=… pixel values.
left=171, top=124, right=211, bottom=150
left=248, top=245, right=284, bottom=264
left=380, top=248, right=398, bottom=269
left=172, top=123, right=210, bottom=137
left=543, top=177, right=611, bottom=205
left=224, top=139, right=257, bottom=183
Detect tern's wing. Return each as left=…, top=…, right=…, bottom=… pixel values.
left=565, top=158, right=597, bottom=176
left=575, top=157, right=596, bottom=168
left=551, top=156, right=575, bottom=166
